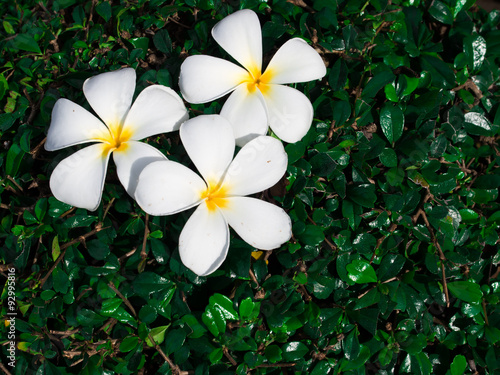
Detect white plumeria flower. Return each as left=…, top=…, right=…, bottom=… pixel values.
left=135, top=115, right=292, bottom=276
left=179, top=9, right=326, bottom=146
left=45, top=68, right=188, bottom=211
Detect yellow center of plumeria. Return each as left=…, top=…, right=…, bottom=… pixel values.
left=245, top=67, right=273, bottom=95
left=99, top=124, right=132, bottom=156
left=200, top=180, right=229, bottom=212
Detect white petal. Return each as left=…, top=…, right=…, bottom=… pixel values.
left=222, top=196, right=291, bottom=250
left=113, top=141, right=168, bottom=197
left=180, top=115, right=235, bottom=184
left=220, top=84, right=268, bottom=147
left=265, top=85, right=314, bottom=144
left=265, top=38, right=326, bottom=84
left=179, top=55, right=248, bottom=104
left=123, top=85, right=188, bottom=140
left=223, top=136, right=287, bottom=196
left=45, top=99, right=110, bottom=151
left=83, top=68, right=136, bottom=127
left=135, top=160, right=206, bottom=216
left=212, top=9, right=262, bottom=75
left=179, top=204, right=230, bottom=276
left=49, top=144, right=111, bottom=211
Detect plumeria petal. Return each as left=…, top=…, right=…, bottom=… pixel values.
left=113, top=141, right=168, bottom=197
left=264, top=38, right=326, bottom=84
left=123, top=85, right=188, bottom=140
left=212, top=9, right=262, bottom=75
left=179, top=55, right=248, bottom=104
left=223, top=136, right=287, bottom=196
left=180, top=115, right=235, bottom=184
left=179, top=204, right=230, bottom=276
left=49, top=144, right=111, bottom=211
left=83, top=68, right=136, bottom=127
left=45, top=99, right=110, bottom=151
left=220, top=84, right=268, bottom=147
left=264, top=84, right=314, bottom=144
left=135, top=160, right=206, bottom=216
left=222, top=196, right=291, bottom=250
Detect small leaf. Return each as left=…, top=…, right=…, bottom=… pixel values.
left=282, top=341, right=309, bottom=362
left=153, top=29, right=172, bottom=54
left=450, top=354, right=467, bottom=375
left=380, top=103, right=404, bottom=144
left=448, top=281, right=483, bottom=304
left=464, top=112, right=493, bottom=136
left=10, top=34, right=42, bottom=53
left=145, top=326, right=168, bottom=347
left=346, top=260, right=377, bottom=283
left=52, top=236, right=60, bottom=262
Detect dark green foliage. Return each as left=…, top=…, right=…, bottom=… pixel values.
left=1, top=0, right=500, bottom=374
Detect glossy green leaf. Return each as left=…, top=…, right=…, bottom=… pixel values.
left=380, top=103, right=404, bottom=144
left=346, top=260, right=377, bottom=284
left=448, top=281, right=483, bottom=304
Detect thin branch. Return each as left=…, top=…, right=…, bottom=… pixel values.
left=0, top=362, right=13, bottom=375
left=40, top=223, right=107, bottom=287
left=108, top=281, right=137, bottom=318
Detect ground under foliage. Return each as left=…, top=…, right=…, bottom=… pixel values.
left=1, top=0, right=500, bottom=374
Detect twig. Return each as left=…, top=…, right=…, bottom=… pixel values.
left=40, top=223, right=107, bottom=287
left=141, top=213, right=149, bottom=261
left=256, top=363, right=296, bottom=368
left=0, top=362, right=13, bottom=375
left=147, top=333, right=186, bottom=375
left=108, top=281, right=137, bottom=318
left=416, top=200, right=450, bottom=307
left=7, top=176, right=24, bottom=193
left=223, top=347, right=238, bottom=366
left=482, top=299, right=489, bottom=326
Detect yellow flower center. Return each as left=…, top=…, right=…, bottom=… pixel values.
left=200, top=181, right=229, bottom=212
left=98, top=124, right=132, bottom=156
left=245, top=67, right=273, bottom=95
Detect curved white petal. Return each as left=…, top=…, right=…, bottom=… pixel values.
left=113, top=141, right=168, bottom=197
left=83, top=68, right=136, bottom=127
left=265, top=38, right=326, bottom=84
left=45, top=99, right=110, bottom=151
left=212, top=9, right=262, bottom=75
left=123, top=85, right=188, bottom=140
left=220, top=84, right=268, bottom=147
left=180, top=115, right=235, bottom=184
left=179, top=55, right=248, bottom=104
left=135, top=160, right=206, bottom=216
left=221, top=196, right=291, bottom=250
left=49, top=144, right=111, bottom=211
left=179, top=204, right=230, bottom=276
left=223, top=135, right=287, bottom=196
left=265, top=85, right=313, bottom=144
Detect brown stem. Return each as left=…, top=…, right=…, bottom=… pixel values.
left=40, top=223, right=107, bottom=287
left=0, top=362, right=13, bottom=375
left=482, top=299, right=489, bottom=326
left=108, top=281, right=137, bottom=318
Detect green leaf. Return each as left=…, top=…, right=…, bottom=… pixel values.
left=281, top=341, right=309, bottom=362
left=153, top=29, right=172, bottom=54
left=133, top=272, right=174, bottom=297
left=420, top=55, right=455, bottom=89
left=239, top=297, right=255, bottom=320
left=448, top=281, right=483, bottom=304
left=450, top=354, right=467, bottom=375
left=329, top=59, right=348, bottom=91
left=119, top=336, right=139, bottom=353
left=6, top=143, right=24, bottom=176
left=209, top=294, right=238, bottom=320
left=297, top=225, right=325, bottom=246
left=145, top=326, right=168, bottom=347
left=286, top=141, right=305, bottom=164
left=362, top=70, right=395, bottom=99
left=310, top=152, right=337, bottom=176
left=464, top=35, right=486, bottom=71
left=380, top=103, right=404, bottom=144
left=347, top=184, right=377, bottom=208
left=429, top=0, right=453, bottom=25
left=10, top=34, right=42, bottom=53
left=379, top=148, right=398, bottom=167
left=96, top=1, right=112, bottom=21
left=346, top=260, right=377, bottom=284
left=265, top=345, right=282, bottom=363
left=464, top=112, right=493, bottom=136
left=3, top=21, right=15, bottom=34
